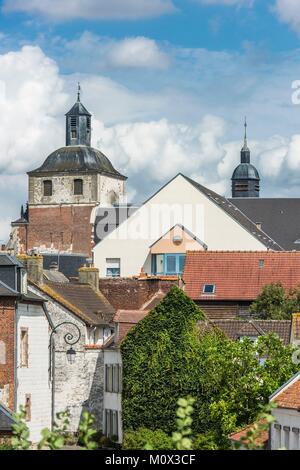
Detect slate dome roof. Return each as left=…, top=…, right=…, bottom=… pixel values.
left=28, top=145, right=127, bottom=179
left=232, top=163, right=260, bottom=181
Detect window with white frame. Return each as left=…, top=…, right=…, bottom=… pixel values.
left=105, top=409, right=119, bottom=440
left=106, top=258, right=120, bottom=277
left=274, top=423, right=282, bottom=449
left=105, top=364, right=122, bottom=393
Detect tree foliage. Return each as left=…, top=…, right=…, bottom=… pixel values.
left=121, top=286, right=299, bottom=448
left=250, top=282, right=300, bottom=319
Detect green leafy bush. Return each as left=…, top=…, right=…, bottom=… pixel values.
left=123, top=428, right=173, bottom=450
left=121, top=286, right=299, bottom=448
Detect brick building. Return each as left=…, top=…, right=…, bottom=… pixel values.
left=8, top=86, right=127, bottom=259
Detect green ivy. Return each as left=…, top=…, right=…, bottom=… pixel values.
left=121, top=286, right=299, bottom=448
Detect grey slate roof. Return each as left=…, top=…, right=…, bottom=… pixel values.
left=66, top=101, right=91, bottom=116
left=182, top=175, right=282, bottom=251
left=229, top=198, right=300, bottom=251
left=0, top=253, right=23, bottom=267
left=28, top=145, right=127, bottom=180
left=0, top=280, right=19, bottom=297
left=43, top=269, right=69, bottom=284
left=232, top=163, right=260, bottom=180
left=0, top=403, right=15, bottom=432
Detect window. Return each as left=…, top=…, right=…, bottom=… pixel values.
left=71, top=130, right=77, bottom=139
left=274, top=423, right=282, bottom=449
left=74, top=179, right=83, bottom=195
left=259, top=259, right=265, bottom=268
left=0, top=340, right=6, bottom=365
left=87, top=117, right=91, bottom=129
left=105, top=364, right=122, bottom=393
left=25, top=394, right=31, bottom=422
left=106, top=258, right=120, bottom=277
left=20, top=328, right=28, bottom=368
left=43, top=180, right=52, bottom=197
left=203, top=284, right=216, bottom=294
left=284, top=426, right=290, bottom=450
left=152, top=254, right=185, bottom=276
left=292, top=427, right=300, bottom=450
left=105, top=409, right=119, bottom=440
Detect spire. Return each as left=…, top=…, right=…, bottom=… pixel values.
left=240, top=117, right=250, bottom=164
left=77, top=82, right=81, bottom=102
left=243, top=116, right=248, bottom=148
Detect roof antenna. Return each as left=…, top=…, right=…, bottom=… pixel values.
left=77, top=82, right=81, bottom=102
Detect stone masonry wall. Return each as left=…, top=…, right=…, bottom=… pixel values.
left=0, top=298, right=15, bottom=410
left=29, top=285, right=104, bottom=432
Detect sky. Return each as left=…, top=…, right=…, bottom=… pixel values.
left=1, top=0, right=300, bottom=240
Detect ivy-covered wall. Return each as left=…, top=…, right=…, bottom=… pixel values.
left=121, top=286, right=205, bottom=432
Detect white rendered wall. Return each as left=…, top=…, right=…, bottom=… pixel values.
left=271, top=408, right=300, bottom=450
left=103, top=349, right=122, bottom=443
left=94, top=174, right=267, bottom=277
left=16, top=302, right=51, bottom=443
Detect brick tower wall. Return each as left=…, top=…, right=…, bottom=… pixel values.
left=27, top=205, right=95, bottom=256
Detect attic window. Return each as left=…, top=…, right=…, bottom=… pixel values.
left=203, top=284, right=215, bottom=295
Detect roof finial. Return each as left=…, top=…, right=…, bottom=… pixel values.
left=77, top=82, right=81, bottom=102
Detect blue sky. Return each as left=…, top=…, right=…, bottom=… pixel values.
left=1, top=0, right=300, bottom=240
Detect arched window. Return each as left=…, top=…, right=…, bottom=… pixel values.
left=74, top=179, right=83, bottom=195
left=43, top=180, right=52, bottom=197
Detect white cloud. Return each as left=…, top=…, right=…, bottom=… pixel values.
left=273, top=0, right=300, bottom=35
left=63, top=33, right=169, bottom=70
left=2, top=42, right=300, bottom=243
left=3, top=0, right=176, bottom=20
left=108, top=37, right=169, bottom=69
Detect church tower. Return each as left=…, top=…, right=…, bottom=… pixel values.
left=9, top=86, right=127, bottom=258
left=231, top=119, right=260, bottom=198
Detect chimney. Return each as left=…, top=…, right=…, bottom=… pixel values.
left=78, top=266, right=99, bottom=291
left=18, top=254, right=44, bottom=286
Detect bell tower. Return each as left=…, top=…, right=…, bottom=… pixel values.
left=65, top=83, right=92, bottom=147
left=231, top=119, right=260, bottom=198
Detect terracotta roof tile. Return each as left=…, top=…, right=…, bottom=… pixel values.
left=184, top=251, right=300, bottom=300
left=229, top=420, right=269, bottom=446
left=272, top=376, right=300, bottom=410
left=199, top=319, right=291, bottom=345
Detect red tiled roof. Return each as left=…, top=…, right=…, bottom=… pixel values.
left=114, top=310, right=149, bottom=324
left=229, top=420, right=269, bottom=446
left=184, top=251, right=300, bottom=300
left=199, top=319, right=291, bottom=345
left=272, top=375, right=300, bottom=410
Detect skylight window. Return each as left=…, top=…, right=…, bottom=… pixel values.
left=203, top=284, right=216, bottom=294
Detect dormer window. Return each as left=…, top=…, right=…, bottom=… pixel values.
left=43, top=180, right=52, bottom=197
left=74, top=179, right=83, bottom=195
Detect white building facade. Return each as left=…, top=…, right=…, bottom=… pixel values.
left=93, top=174, right=281, bottom=278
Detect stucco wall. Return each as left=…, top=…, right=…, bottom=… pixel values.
left=271, top=408, right=300, bottom=450
left=16, top=302, right=51, bottom=442
left=94, top=174, right=267, bottom=277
